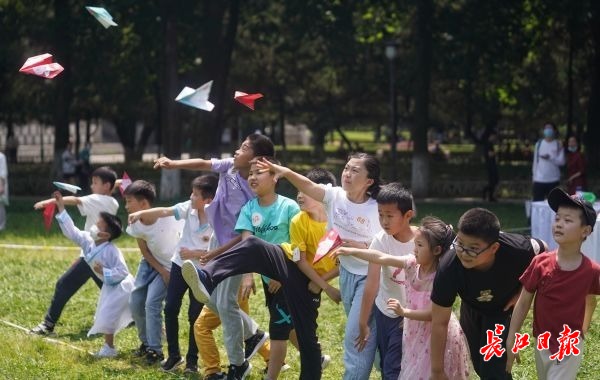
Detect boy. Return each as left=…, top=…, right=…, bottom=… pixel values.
left=506, top=188, right=600, bottom=379
left=53, top=191, right=133, bottom=357
left=124, top=180, right=185, bottom=364
left=357, top=183, right=416, bottom=379
left=182, top=166, right=340, bottom=379
left=128, top=174, right=217, bottom=371
left=30, top=166, right=119, bottom=336
left=430, top=207, right=546, bottom=380
left=154, top=134, right=271, bottom=378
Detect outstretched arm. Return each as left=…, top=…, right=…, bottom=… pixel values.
left=333, top=247, right=409, bottom=268
left=153, top=156, right=212, bottom=171
left=257, top=159, right=326, bottom=202
left=386, top=298, right=432, bottom=321
left=34, top=195, right=81, bottom=210
left=128, top=207, right=175, bottom=224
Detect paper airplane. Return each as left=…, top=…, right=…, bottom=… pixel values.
left=43, top=203, right=56, bottom=231
left=234, top=91, right=263, bottom=110
left=313, top=230, right=343, bottom=264
left=19, top=54, right=64, bottom=79
left=175, top=81, right=215, bottom=111
left=85, top=6, right=118, bottom=29
left=53, top=181, right=81, bottom=194
left=119, top=172, right=132, bottom=196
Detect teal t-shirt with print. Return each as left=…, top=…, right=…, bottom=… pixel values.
left=235, top=194, right=300, bottom=244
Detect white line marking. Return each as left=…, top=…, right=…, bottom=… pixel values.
left=0, top=243, right=138, bottom=252
left=0, top=319, right=94, bottom=355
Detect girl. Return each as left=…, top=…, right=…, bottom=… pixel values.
left=260, top=153, right=382, bottom=379
left=334, top=216, right=470, bottom=380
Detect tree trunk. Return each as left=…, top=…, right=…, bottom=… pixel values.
left=158, top=0, right=181, bottom=199
left=411, top=0, right=433, bottom=197
left=587, top=1, right=600, bottom=169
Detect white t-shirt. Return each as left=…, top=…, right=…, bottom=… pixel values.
left=77, top=193, right=119, bottom=231
left=532, top=139, right=565, bottom=183
left=171, top=200, right=213, bottom=268
left=322, top=185, right=382, bottom=275
left=371, top=230, right=415, bottom=317
left=126, top=216, right=184, bottom=270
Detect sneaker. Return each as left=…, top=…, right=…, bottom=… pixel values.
left=132, top=343, right=148, bottom=357
left=226, top=360, right=252, bottom=380
left=204, top=372, right=225, bottom=380
left=181, top=260, right=212, bottom=304
left=29, top=321, right=55, bottom=336
left=183, top=364, right=199, bottom=374
left=161, top=355, right=184, bottom=372
left=321, top=354, right=331, bottom=370
left=244, top=329, right=269, bottom=361
left=95, top=343, right=117, bottom=358
left=145, top=349, right=165, bottom=365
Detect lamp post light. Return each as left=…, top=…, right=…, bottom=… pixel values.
left=385, top=40, right=399, bottom=181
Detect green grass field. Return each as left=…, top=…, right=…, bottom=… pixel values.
left=0, top=197, right=599, bottom=379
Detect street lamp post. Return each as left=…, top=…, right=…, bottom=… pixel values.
left=385, top=41, right=399, bottom=181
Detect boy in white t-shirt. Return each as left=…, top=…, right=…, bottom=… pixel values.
left=30, top=166, right=119, bottom=336
left=124, top=180, right=185, bottom=364
left=359, top=183, right=416, bottom=379
left=128, top=174, right=217, bottom=373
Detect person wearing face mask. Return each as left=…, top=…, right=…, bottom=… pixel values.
left=565, top=135, right=587, bottom=195
left=532, top=123, right=565, bottom=201
left=53, top=191, right=134, bottom=358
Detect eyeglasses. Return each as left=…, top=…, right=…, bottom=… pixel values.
left=451, top=236, right=494, bottom=258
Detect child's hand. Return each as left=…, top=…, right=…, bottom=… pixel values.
left=268, top=279, right=282, bottom=294
left=93, top=262, right=103, bottom=275
left=53, top=191, right=65, bottom=212
left=331, top=247, right=352, bottom=259
left=153, top=156, right=173, bottom=169
left=180, top=247, right=203, bottom=260
left=240, top=274, right=256, bottom=299
left=128, top=211, right=142, bottom=224
left=199, top=250, right=217, bottom=265
left=34, top=199, right=49, bottom=210
left=342, top=239, right=369, bottom=249
left=256, top=158, right=287, bottom=180
left=324, top=285, right=341, bottom=304
left=386, top=298, right=406, bottom=317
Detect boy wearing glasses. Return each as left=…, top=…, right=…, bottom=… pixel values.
left=430, top=208, right=546, bottom=380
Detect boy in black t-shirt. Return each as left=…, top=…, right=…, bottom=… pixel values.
left=430, top=208, right=545, bottom=380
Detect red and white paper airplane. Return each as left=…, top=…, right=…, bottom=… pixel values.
left=234, top=91, right=263, bottom=110
left=43, top=203, right=56, bottom=231
left=19, top=54, right=64, bottom=79
left=313, top=229, right=343, bottom=264
left=119, top=172, right=132, bottom=196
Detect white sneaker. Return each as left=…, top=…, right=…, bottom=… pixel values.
left=321, top=354, right=331, bottom=369
left=95, top=343, right=117, bottom=358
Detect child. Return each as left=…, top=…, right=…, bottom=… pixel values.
left=430, top=208, right=546, bottom=380
left=128, top=174, right=217, bottom=371
left=53, top=191, right=133, bottom=357
left=354, top=183, right=416, bottom=379
left=506, top=187, right=600, bottom=379
left=124, top=180, right=185, bottom=364
left=30, top=166, right=119, bottom=336
left=334, top=216, right=470, bottom=379
left=154, top=133, right=271, bottom=377
left=258, top=153, right=383, bottom=379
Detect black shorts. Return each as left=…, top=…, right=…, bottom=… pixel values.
left=262, top=279, right=293, bottom=340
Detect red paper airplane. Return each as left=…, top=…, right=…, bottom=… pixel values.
left=19, top=54, right=64, bottom=79
left=43, top=203, right=56, bottom=231
left=119, top=172, right=132, bottom=196
left=234, top=91, right=263, bottom=110
left=313, top=230, right=343, bottom=264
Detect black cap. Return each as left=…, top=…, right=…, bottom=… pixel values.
left=547, top=187, right=597, bottom=231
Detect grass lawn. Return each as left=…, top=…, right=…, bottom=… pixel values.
left=0, top=197, right=599, bottom=379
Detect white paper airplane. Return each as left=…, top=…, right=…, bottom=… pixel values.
left=85, top=6, right=118, bottom=29
left=175, top=81, right=215, bottom=111
left=53, top=181, right=82, bottom=194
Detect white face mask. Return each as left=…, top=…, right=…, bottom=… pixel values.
left=89, top=225, right=100, bottom=241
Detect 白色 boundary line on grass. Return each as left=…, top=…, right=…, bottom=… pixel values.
left=0, top=243, right=138, bottom=252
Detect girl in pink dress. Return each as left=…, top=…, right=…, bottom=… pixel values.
left=335, top=216, right=470, bottom=380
